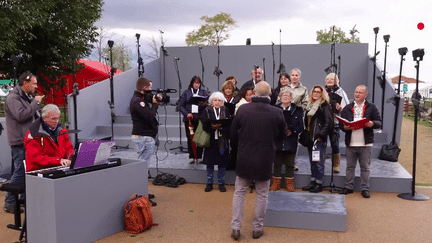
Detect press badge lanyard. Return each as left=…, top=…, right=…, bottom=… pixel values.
left=213, top=107, right=220, bottom=139
left=312, top=140, right=320, bottom=161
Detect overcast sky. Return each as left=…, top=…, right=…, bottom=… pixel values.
left=94, top=0, right=431, bottom=87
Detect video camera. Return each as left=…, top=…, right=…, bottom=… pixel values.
left=144, top=89, right=177, bottom=104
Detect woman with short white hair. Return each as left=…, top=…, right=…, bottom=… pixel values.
left=200, top=91, right=231, bottom=192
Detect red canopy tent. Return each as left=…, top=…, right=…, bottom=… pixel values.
left=39, top=59, right=123, bottom=106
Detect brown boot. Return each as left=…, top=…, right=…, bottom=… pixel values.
left=269, top=177, right=281, bottom=191
left=333, top=154, right=340, bottom=173
left=285, top=177, right=294, bottom=192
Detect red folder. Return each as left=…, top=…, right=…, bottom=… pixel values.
left=335, top=115, right=370, bottom=130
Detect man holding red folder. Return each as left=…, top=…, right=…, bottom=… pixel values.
left=339, top=85, right=381, bottom=198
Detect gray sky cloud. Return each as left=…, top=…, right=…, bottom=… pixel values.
left=93, top=0, right=432, bottom=88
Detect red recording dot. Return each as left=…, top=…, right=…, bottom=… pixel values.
left=417, top=22, right=424, bottom=30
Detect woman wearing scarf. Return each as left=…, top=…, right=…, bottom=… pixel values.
left=221, top=80, right=237, bottom=116
left=324, top=73, right=349, bottom=173
left=178, top=76, right=209, bottom=163
left=201, top=92, right=231, bottom=192
left=301, top=85, right=333, bottom=193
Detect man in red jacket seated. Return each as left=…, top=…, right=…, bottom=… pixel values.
left=24, top=104, right=74, bottom=172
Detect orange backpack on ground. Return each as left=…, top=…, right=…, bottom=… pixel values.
left=124, top=193, right=157, bottom=234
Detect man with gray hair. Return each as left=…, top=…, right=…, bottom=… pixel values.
left=230, top=81, right=287, bottom=240
left=4, top=71, right=44, bottom=213
left=24, top=104, right=74, bottom=172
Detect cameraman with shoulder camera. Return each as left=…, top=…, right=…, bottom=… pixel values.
left=130, top=77, right=159, bottom=164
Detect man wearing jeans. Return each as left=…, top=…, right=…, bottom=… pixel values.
left=130, top=77, right=159, bottom=205
left=230, top=81, right=287, bottom=240
left=339, top=85, right=382, bottom=198
left=4, top=71, right=44, bottom=213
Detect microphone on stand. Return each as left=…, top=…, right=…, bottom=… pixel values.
left=174, top=57, right=180, bottom=60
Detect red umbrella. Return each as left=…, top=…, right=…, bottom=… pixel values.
left=188, top=117, right=198, bottom=163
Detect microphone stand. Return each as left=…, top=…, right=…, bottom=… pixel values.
left=380, top=35, right=390, bottom=129
left=160, top=30, right=169, bottom=89
left=271, top=42, right=275, bottom=88
left=276, top=29, right=286, bottom=77
left=170, top=57, right=187, bottom=154
left=198, top=46, right=205, bottom=86
left=390, top=48, right=407, bottom=145
left=107, top=40, right=128, bottom=150
left=398, top=49, right=429, bottom=201
left=213, top=29, right=223, bottom=89
left=322, top=42, right=343, bottom=194
left=262, top=58, right=266, bottom=82
left=72, top=82, right=79, bottom=150
left=371, top=27, right=379, bottom=103
left=136, top=33, right=144, bottom=77
left=337, top=55, right=341, bottom=85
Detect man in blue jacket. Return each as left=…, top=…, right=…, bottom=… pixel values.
left=339, top=85, right=382, bottom=198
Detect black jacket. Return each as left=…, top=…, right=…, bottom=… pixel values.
left=231, top=96, right=287, bottom=181
left=304, top=101, right=333, bottom=145
left=339, top=100, right=382, bottom=146
left=178, top=88, right=209, bottom=122
left=275, top=103, right=304, bottom=153
left=130, top=91, right=159, bottom=138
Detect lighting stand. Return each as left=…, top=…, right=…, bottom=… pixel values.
left=371, top=27, right=380, bottom=103
left=379, top=34, right=390, bottom=129
left=170, top=57, right=187, bottom=154
left=136, top=33, right=144, bottom=77
left=398, top=49, right=429, bottom=201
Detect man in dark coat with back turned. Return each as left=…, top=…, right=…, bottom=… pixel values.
left=230, top=81, right=287, bottom=240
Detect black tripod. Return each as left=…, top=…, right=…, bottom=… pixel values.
left=379, top=34, right=390, bottom=129
left=398, top=49, right=429, bottom=201
left=170, top=56, right=187, bottom=154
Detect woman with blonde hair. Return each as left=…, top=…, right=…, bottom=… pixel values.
left=301, top=85, right=333, bottom=193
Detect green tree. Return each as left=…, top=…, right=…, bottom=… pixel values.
left=185, top=12, right=237, bottom=46
left=316, top=25, right=360, bottom=44
left=0, top=0, right=103, bottom=93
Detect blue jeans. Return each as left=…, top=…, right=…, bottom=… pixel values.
left=5, top=145, right=25, bottom=209
left=132, top=136, right=156, bottom=163
left=307, top=140, right=327, bottom=184
left=206, top=165, right=226, bottom=185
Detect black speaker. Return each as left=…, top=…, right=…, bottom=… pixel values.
left=246, top=38, right=251, bottom=45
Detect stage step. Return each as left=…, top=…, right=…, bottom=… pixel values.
left=263, top=191, right=347, bottom=232
left=111, top=149, right=412, bottom=193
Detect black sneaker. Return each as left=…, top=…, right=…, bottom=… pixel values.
left=219, top=184, right=227, bottom=192
left=309, top=183, right=323, bottom=193
left=204, top=184, right=213, bottom=192
left=3, top=206, right=23, bottom=214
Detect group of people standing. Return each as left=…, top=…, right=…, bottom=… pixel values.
left=177, top=66, right=382, bottom=240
